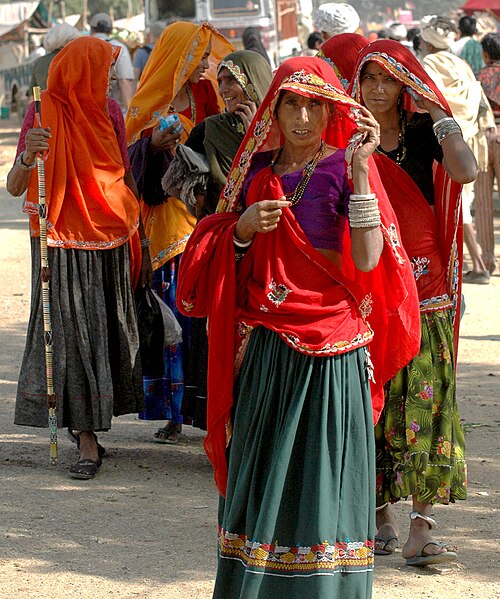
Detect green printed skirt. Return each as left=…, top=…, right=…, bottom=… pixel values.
left=375, top=309, right=467, bottom=506
left=213, top=326, right=375, bottom=599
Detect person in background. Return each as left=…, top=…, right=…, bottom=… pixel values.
left=90, top=12, right=134, bottom=110
left=453, top=15, right=483, bottom=75
left=133, top=21, right=165, bottom=84
left=126, top=22, right=234, bottom=444
left=421, top=15, right=491, bottom=284
left=28, top=23, right=78, bottom=98
left=7, top=37, right=150, bottom=480
left=306, top=31, right=323, bottom=55
left=385, top=21, right=407, bottom=42
left=317, top=31, right=368, bottom=89
left=163, top=50, right=273, bottom=430
left=313, top=2, right=360, bottom=42
left=242, top=27, right=271, bottom=65
left=476, top=33, right=500, bottom=274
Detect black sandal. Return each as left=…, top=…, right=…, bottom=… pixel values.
left=68, top=429, right=106, bottom=458
left=69, top=458, right=102, bottom=480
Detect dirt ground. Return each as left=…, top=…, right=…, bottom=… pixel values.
left=0, top=117, right=498, bottom=599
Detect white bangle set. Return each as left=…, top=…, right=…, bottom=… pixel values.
left=350, top=192, right=377, bottom=202
left=348, top=197, right=381, bottom=229
left=16, top=151, right=37, bottom=171
left=432, top=117, right=462, bottom=145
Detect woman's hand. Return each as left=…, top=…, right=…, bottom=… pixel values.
left=235, top=198, right=291, bottom=242
left=24, top=127, right=51, bottom=163
left=353, top=107, right=380, bottom=166
left=151, top=122, right=182, bottom=154
left=235, top=100, right=257, bottom=132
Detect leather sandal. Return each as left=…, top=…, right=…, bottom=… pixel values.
left=153, top=422, right=182, bottom=444
left=69, top=457, right=102, bottom=480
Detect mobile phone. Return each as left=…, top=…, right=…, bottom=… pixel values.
left=158, top=113, right=182, bottom=133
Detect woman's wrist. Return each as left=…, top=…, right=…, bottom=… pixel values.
left=234, top=224, right=255, bottom=244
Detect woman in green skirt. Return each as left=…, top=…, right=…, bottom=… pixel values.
left=177, top=56, right=420, bottom=597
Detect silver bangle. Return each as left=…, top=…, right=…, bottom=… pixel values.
left=432, top=117, right=455, bottom=131
left=348, top=197, right=381, bottom=228
left=433, top=117, right=462, bottom=144
left=233, top=234, right=253, bottom=248
left=140, top=237, right=151, bottom=248
left=16, top=151, right=36, bottom=171
left=350, top=192, right=376, bottom=202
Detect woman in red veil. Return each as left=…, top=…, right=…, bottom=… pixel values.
left=350, top=40, right=476, bottom=566
left=177, top=56, right=420, bottom=596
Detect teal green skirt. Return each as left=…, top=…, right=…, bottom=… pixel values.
left=375, top=309, right=467, bottom=505
left=213, top=326, right=375, bottom=598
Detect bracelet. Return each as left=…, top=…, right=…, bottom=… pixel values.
left=348, top=197, right=381, bottom=228
left=140, top=237, right=151, bottom=248
left=433, top=117, right=462, bottom=144
left=16, top=151, right=37, bottom=171
left=350, top=192, right=376, bottom=202
left=233, top=234, right=253, bottom=248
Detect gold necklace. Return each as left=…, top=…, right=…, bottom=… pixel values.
left=271, top=141, right=326, bottom=206
left=186, top=84, right=196, bottom=123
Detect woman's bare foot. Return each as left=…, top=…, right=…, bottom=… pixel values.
left=401, top=510, right=451, bottom=560
left=77, top=430, right=100, bottom=462
left=375, top=503, right=400, bottom=555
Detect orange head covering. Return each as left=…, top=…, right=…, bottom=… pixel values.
left=26, top=36, right=139, bottom=251
left=125, top=22, right=234, bottom=145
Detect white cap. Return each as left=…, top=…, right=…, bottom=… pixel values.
left=313, top=3, right=360, bottom=37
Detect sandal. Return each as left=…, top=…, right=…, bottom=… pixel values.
left=68, top=429, right=106, bottom=458
left=69, top=458, right=102, bottom=480
left=374, top=534, right=399, bottom=556
left=153, top=422, right=182, bottom=444
left=405, top=511, right=457, bottom=567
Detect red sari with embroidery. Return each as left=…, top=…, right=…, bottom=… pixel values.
left=177, top=56, right=420, bottom=497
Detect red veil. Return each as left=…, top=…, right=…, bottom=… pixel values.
left=348, top=40, right=463, bottom=359
left=177, top=57, right=420, bottom=496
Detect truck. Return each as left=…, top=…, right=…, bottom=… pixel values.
left=145, top=0, right=311, bottom=65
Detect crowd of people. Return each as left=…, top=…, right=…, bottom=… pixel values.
left=6, top=5, right=499, bottom=598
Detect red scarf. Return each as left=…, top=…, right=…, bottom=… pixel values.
left=178, top=57, right=420, bottom=496
left=349, top=40, right=463, bottom=358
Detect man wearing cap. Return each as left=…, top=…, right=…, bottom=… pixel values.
left=313, top=2, right=360, bottom=41
left=90, top=12, right=134, bottom=109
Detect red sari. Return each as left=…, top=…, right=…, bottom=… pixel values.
left=177, top=56, right=420, bottom=497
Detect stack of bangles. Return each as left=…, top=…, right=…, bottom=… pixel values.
left=348, top=193, right=381, bottom=228
left=140, top=237, right=151, bottom=249
left=432, top=117, right=462, bottom=145
left=233, top=233, right=252, bottom=260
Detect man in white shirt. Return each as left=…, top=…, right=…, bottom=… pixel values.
left=89, top=13, right=134, bottom=109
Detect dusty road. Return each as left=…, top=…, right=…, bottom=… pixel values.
left=0, top=119, right=498, bottom=598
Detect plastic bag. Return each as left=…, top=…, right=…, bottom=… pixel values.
left=136, top=287, right=164, bottom=377
left=151, top=289, right=183, bottom=346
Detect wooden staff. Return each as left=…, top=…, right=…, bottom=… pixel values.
left=33, top=85, right=57, bottom=465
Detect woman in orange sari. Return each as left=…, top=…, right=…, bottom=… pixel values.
left=7, top=37, right=150, bottom=480
left=126, top=22, right=234, bottom=443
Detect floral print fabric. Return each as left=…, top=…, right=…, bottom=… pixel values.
left=375, top=309, right=467, bottom=505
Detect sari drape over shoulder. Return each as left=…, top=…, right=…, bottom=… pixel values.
left=177, top=56, right=420, bottom=496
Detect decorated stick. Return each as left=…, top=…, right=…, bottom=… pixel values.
left=33, top=85, right=57, bottom=465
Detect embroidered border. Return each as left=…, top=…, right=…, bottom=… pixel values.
left=419, top=294, right=453, bottom=312
left=219, top=529, right=374, bottom=574
left=151, top=234, right=190, bottom=269
left=281, top=329, right=373, bottom=356
left=218, top=59, right=259, bottom=105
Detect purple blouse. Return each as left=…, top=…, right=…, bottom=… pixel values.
left=242, top=149, right=351, bottom=252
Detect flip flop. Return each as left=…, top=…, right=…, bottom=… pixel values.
left=153, top=423, right=182, bottom=444
left=374, top=535, right=399, bottom=555
left=69, top=458, right=102, bottom=480
left=405, top=541, right=457, bottom=567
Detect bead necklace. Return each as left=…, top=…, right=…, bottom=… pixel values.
left=270, top=141, right=326, bottom=206
left=376, top=109, right=407, bottom=165
left=186, top=84, right=197, bottom=123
